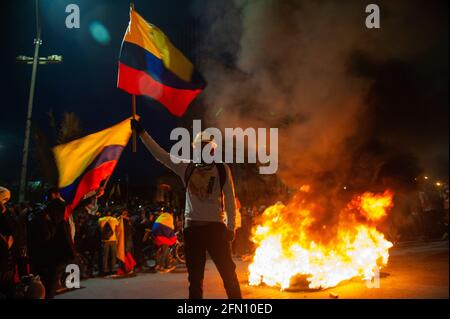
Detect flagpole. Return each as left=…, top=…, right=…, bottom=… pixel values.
left=132, top=94, right=137, bottom=152
left=130, top=2, right=137, bottom=153
left=99, top=174, right=112, bottom=195
left=19, top=0, right=42, bottom=202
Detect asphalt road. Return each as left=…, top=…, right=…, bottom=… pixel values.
left=57, top=240, right=449, bottom=299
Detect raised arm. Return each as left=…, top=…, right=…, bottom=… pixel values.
left=131, top=119, right=188, bottom=178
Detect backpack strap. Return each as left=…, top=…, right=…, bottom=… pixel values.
left=184, top=163, right=195, bottom=187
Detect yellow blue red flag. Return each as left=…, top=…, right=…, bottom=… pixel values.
left=53, top=118, right=133, bottom=219
left=117, top=6, right=206, bottom=116
left=152, top=212, right=176, bottom=246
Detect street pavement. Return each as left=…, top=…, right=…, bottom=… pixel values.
left=57, top=240, right=449, bottom=299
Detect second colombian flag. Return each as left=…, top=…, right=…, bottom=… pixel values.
left=117, top=6, right=206, bottom=116
left=53, top=118, right=133, bottom=219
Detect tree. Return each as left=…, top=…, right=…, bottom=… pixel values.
left=32, top=112, right=83, bottom=187
left=57, top=112, right=83, bottom=145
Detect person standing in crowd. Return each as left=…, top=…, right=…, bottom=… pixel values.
left=8, top=204, right=29, bottom=279
left=418, top=189, right=440, bottom=239
left=121, top=210, right=134, bottom=262
left=82, top=192, right=103, bottom=275
left=28, top=188, right=75, bottom=299
left=152, top=210, right=177, bottom=272
left=141, top=211, right=157, bottom=268
left=133, top=209, right=150, bottom=271
left=74, top=212, right=90, bottom=278
left=98, top=211, right=119, bottom=276
left=45, top=188, right=75, bottom=298
left=116, top=209, right=136, bottom=275
left=0, top=187, right=15, bottom=298
left=131, top=119, right=242, bottom=299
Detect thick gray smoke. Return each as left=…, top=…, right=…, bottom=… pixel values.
left=191, top=0, right=448, bottom=190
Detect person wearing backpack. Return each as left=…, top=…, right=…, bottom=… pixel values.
left=98, top=211, right=119, bottom=276
left=131, top=119, right=242, bottom=299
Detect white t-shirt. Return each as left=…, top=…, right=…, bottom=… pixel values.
left=140, top=132, right=237, bottom=231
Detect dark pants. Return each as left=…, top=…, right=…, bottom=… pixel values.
left=102, top=241, right=117, bottom=274
left=34, top=263, right=64, bottom=299
left=184, top=222, right=242, bottom=299
left=0, top=270, right=15, bottom=298
left=157, top=244, right=170, bottom=268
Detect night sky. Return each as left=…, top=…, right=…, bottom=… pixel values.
left=0, top=0, right=198, bottom=190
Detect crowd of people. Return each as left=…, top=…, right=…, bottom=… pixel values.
left=0, top=185, right=259, bottom=299
left=74, top=196, right=182, bottom=278
left=384, top=181, right=449, bottom=243
left=1, top=181, right=448, bottom=299
left=0, top=187, right=178, bottom=298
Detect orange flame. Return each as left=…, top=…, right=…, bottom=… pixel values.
left=248, top=188, right=394, bottom=290
left=358, top=190, right=394, bottom=221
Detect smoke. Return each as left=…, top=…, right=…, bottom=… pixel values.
left=192, top=0, right=448, bottom=191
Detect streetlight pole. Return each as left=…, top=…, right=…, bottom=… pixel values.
left=17, top=0, right=62, bottom=201
left=18, top=0, right=41, bottom=202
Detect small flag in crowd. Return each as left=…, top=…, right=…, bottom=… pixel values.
left=116, top=216, right=136, bottom=274
left=152, top=212, right=177, bottom=246
left=117, top=6, right=206, bottom=116
left=53, top=117, right=133, bottom=219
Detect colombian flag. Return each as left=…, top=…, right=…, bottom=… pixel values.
left=152, top=213, right=177, bottom=246
left=53, top=118, right=133, bottom=219
left=116, top=216, right=136, bottom=274
left=117, top=6, right=206, bottom=116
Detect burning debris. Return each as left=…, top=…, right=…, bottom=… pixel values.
left=248, top=187, right=394, bottom=290
left=329, top=292, right=339, bottom=299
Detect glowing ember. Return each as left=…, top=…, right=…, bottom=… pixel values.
left=248, top=187, right=394, bottom=290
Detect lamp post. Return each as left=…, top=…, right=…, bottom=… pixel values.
left=17, top=0, right=62, bottom=201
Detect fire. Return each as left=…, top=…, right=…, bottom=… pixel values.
left=358, top=191, right=393, bottom=221
left=248, top=187, right=394, bottom=290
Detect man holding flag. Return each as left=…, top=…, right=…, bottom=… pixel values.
left=117, top=5, right=242, bottom=299
left=131, top=119, right=242, bottom=299
left=118, top=5, right=240, bottom=299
